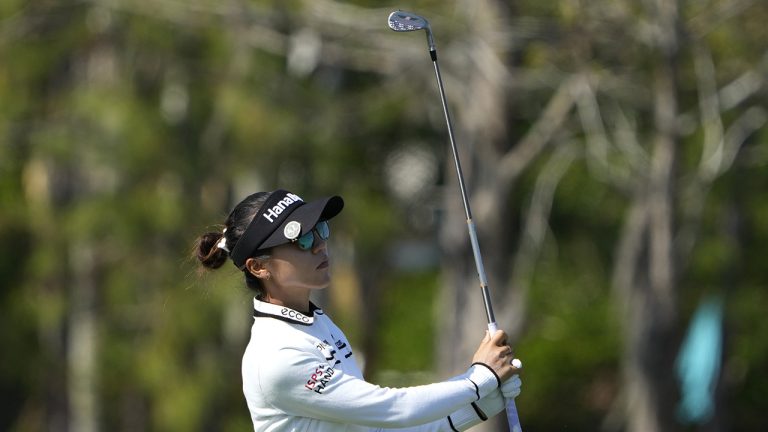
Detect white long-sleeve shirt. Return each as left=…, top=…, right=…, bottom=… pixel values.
left=242, top=298, right=506, bottom=431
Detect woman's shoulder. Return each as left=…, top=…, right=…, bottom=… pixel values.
left=248, top=316, right=319, bottom=351
left=243, top=320, right=332, bottom=387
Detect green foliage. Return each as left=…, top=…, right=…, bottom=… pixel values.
left=375, top=270, right=439, bottom=373
left=516, top=205, right=622, bottom=429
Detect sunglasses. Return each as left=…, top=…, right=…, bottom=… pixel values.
left=293, top=220, right=330, bottom=250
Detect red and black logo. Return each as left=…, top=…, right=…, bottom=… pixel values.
left=304, top=364, right=335, bottom=394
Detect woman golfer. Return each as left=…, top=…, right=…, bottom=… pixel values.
left=195, top=189, right=521, bottom=431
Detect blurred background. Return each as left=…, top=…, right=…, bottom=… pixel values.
left=1, top=0, right=767, bottom=431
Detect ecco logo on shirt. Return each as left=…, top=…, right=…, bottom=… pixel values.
left=304, top=364, right=335, bottom=394
left=281, top=308, right=311, bottom=323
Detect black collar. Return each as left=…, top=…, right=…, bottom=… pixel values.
left=252, top=298, right=322, bottom=326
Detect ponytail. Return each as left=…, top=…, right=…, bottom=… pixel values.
left=193, top=191, right=273, bottom=296
left=195, top=230, right=229, bottom=269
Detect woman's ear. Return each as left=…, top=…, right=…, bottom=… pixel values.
left=244, top=257, right=271, bottom=280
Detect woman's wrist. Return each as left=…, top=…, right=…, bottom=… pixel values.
left=470, top=362, right=502, bottom=387
left=467, top=363, right=501, bottom=400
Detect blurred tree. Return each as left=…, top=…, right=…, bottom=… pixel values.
left=399, top=0, right=768, bottom=430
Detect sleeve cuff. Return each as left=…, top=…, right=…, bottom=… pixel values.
left=474, top=390, right=505, bottom=418
left=447, top=404, right=483, bottom=431
left=467, top=363, right=501, bottom=399
left=448, top=390, right=505, bottom=431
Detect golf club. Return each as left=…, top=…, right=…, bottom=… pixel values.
left=388, top=10, right=523, bottom=432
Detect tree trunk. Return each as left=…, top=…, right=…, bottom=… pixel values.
left=68, top=242, right=99, bottom=432
left=612, top=2, right=681, bottom=430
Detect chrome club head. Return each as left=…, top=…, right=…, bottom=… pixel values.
left=388, top=10, right=435, bottom=51
left=388, top=10, right=429, bottom=31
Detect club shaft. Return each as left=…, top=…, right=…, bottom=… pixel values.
left=430, top=50, right=496, bottom=326
left=431, top=47, right=523, bottom=432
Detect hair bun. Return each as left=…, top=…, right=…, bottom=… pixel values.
left=196, top=232, right=229, bottom=269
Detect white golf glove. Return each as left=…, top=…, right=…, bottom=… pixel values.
left=469, top=374, right=523, bottom=425
left=502, top=374, right=522, bottom=399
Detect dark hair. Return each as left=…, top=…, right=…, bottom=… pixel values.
left=194, top=191, right=273, bottom=294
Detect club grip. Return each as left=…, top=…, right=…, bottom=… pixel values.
left=487, top=322, right=499, bottom=334
left=506, top=399, right=523, bottom=432
left=488, top=323, right=523, bottom=431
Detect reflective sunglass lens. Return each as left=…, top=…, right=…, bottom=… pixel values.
left=293, top=221, right=331, bottom=250
left=296, top=232, right=314, bottom=250
left=316, top=221, right=330, bottom=240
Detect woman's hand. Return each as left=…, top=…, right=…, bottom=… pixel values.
left=471, top=330, right=520, bottom=382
